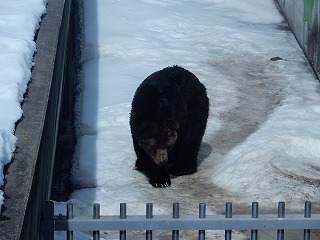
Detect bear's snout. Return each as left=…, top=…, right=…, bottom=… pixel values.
left=153, top=149, right=168, bottom=166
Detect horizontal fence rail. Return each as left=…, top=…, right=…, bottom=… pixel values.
left=42, top=201, right=320, bottom=240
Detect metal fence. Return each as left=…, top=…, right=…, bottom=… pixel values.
left=42, top=201, right=320, bottom=240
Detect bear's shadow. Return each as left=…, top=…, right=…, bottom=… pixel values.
left=197, top=142, right=212, bottom=167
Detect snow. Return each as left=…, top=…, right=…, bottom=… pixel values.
left=0, top=0, right=47, bottom=207
left=62, top=0, right=320, bottom=238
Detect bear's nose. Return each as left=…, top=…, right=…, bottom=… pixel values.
left=154, top=149, right=168, bottom=166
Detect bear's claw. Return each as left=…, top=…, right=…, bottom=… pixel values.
left=149, top=178, right=171, bottom=188
left=153, top=182, right=171, bottom=188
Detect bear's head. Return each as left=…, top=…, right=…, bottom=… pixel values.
left=137, top=120, right=179, bottom=166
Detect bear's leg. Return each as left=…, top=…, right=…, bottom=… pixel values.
left=168, top=139, right=200, bottom=176
left=146, top=164, right=171, bottom=188
left=169, top=93, right=209, bottom=176
left=133, top=139, right=171, bottom=187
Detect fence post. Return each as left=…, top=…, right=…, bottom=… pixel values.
left=304, top=201, right=311, bottom=240
left=146, top=203, right=153, bottom=240
left=198, top=203, right=206, bottom=240
left=120, top=203, right=127, bottom=240
left=43, top=201, right=55, bottom=240
left=67, top=203, right=74, bottom=240
left=172, top=203, right=180, bottom=240
left=251, top=202, right=258, bottom=240
left=93, top=203, right=100, bottom=240
left=225, top=202, right=232, bottom=240
left=277, top=202, right=285, bottom=240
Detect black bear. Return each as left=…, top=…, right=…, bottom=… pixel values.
left=130, top=66, right=209, bottom=188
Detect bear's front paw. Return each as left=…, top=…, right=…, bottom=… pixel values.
left=149, top=175, right=171, bottom=188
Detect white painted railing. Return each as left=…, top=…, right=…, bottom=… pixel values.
left=42, top=201, right=320, bottom=240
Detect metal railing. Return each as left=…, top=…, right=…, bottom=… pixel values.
left=42, top=201, right=320, bottom=240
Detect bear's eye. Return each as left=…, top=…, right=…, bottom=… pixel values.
left=139, top=138, right=156, bottom=150
left=167, top=130, right=177, bottom=138
left=166, top=131, right=177, bottom=148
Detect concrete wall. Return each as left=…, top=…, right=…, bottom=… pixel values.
left=277, top=0, right=320, bottom=79
left=0, top=0, right=73, bottom=239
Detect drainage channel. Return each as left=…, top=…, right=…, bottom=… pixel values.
left=50, top=0, right=79, bottom=203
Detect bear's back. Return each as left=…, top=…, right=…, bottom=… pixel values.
left=140, top=66, right=205, bottom=97
left=131, top=66, right=207, bottom=124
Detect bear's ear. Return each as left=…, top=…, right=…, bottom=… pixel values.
left=139, top=121, right=156, bottom=136
left=140, top=121, right=155, bottom=131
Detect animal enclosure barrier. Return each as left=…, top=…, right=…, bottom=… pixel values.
left=43, top=201, right=320, bottom=240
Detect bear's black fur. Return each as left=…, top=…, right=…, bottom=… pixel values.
left=130, top=66, right=209, bottom=188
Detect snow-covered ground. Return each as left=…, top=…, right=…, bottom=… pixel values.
left=0, top=0, right=46, bottom=207
left=61, top=0, right=320, bottom=239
